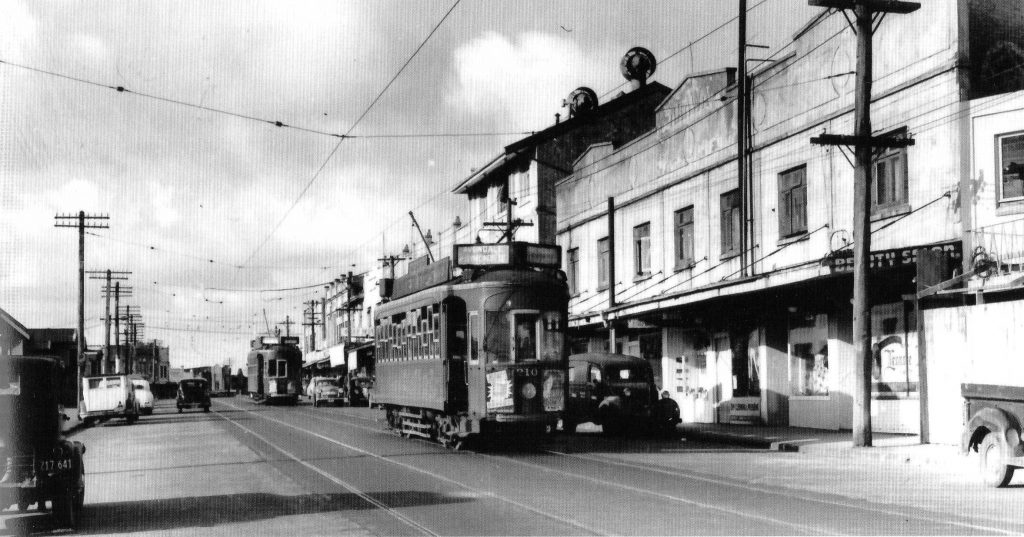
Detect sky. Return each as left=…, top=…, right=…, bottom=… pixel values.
left=0, top=0, right=821, bottom=371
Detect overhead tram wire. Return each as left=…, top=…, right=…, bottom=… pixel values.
left=239, top=0, right=463, bottom=268
left=0, top=58, right=524, bottom=141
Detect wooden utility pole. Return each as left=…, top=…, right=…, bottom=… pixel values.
left=302, top=300, right=321, bottom=352
left=54, top=211, right=108, bottom=405
left=89, top=270, right=130, bottom=373
left=809, top=0, right=919, bottom=447
left=277, top=315, right=295, bottom=337
left=737, top=0, right=748, bottom=277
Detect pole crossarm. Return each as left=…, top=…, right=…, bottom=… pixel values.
left=810, top=134, right=915, bottom=148
left=807, top=0, right=920, bottom=13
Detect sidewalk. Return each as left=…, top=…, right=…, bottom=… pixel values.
left=679, top=422, right=969, bottom=467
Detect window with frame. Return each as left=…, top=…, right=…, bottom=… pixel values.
left=720, top=190, right=741, bottom=257
left=674, top=206, right=694, bottom=269
left=567, top=247, right=580, bottom=295
left=597, top=237, right=610, bottom=290
left=998, top=132, right=1024, bottom=202
left=872, top=149, right=908, bottom=210
left=633, top=222, right=651, bottom=277
left=778, top=165, right=807, bottom=238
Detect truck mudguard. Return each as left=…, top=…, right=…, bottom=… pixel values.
left=963, top=407, right=1023, bottom=456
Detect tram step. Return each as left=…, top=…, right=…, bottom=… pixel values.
left=400, top=427, right=432, bottom=439
left=397, top=411, right=423, bottom=419
left=402, top=420, right=432, bottom=430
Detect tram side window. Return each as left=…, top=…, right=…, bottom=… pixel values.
left=468, top=312, right=479, bottom=364
left=484, top=311, right=510, bottom=363
left=268, top=360, right=277, bottom=377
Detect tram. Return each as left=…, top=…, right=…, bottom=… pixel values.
left=373, top=242, right=569, bottom=448
left=246, top=335, right=303, bottom=404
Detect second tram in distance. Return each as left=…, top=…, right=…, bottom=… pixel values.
left=246, top=335, right=303, bottom=404
left=373, top=242, right=569, bottom=448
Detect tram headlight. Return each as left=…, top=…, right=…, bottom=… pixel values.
left=520, top=382, right=537, bottom=400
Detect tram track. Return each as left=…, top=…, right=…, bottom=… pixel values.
left=210, top=403, right=439, bottom=537
left=216, top=398, right=608, bottom=536
left=286, top=403, right=1022, bottom=535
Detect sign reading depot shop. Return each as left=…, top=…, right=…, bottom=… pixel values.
left=827, top=241, right=962, bottom=273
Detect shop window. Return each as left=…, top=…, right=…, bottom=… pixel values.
left=789, top=314, right=828, bottom=396
left=567, top=248, right=579, bottom=295
left=597, top=237, right=610, bottom=291
left=720, top=190, right=741, bottom=258
left=871, top=302, right=918, bottom=397
left=633, top=222, right=651, bottom=277
left=778, top=165, right=807, bottom=238
left=998, top=132, right=1024, bottom=203
left=674, top=206, right=695, bottom=270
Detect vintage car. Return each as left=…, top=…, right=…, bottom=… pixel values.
left=0, top=356, right=86, bottom=529
left=310, top=377, right=344, bottom=407
left=564, top=353, right=681, bottom=436
left=131, top=378, right=155, bottom=415
left=80, top=374, right=139, bottom=425
left=177, top=378, right=211, bottom=413
left=348, top=375, right=373, bottom=407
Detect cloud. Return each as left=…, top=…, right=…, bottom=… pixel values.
left=449, top=31, right=598, bottom=128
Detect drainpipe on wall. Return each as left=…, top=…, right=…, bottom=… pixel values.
left=608, top=197, right=617, bottom=352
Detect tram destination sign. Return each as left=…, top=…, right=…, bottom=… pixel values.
left=454, top=242, right=561, bottom=269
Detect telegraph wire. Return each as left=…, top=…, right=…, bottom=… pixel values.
left=0, top=57, right=525, bottom=141
left=239, top=0, right=462, bottom=268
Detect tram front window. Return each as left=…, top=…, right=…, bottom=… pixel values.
left=485, top=310, right=565, bottom=363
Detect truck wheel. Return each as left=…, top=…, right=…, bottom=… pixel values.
left=52, top=487, right=76, bottom=529
left=980, top=432, right=1015, bottom=487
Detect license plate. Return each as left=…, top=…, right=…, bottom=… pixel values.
left=38, top=458, right=72, bottom=473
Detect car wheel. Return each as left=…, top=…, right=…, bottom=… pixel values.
left=313, top=397, right=318, bottom=408
left=178, top=407, right=183, bottom=414
left=52, top=486, right=76, bottom=529
left=979, top=432, right=1015, bottom=487
left=561, top=419, right=577, bottom=434
left=203, top=406, right=210, bottom=413
left=17, top=499, right=30, bottom=511
left=602, top=419, right=627, bottom=437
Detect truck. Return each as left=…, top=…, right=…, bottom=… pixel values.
left=79, top=374, right=140, bottom=426
left=962, top=383, right=1024, bottom=487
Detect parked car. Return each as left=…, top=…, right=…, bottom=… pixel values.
left=131, top=378, right=155, bottom=415
left=79, top=374, right=139, bottom=426
left=348, top=376, right=373, bottom=407
left=564, top=353, right=681, bottom=436
left=0, top=356, right=86, bottom=529
left=310, top=377, right=345, bottom=407
left=177, top=378, right=211, bottom=413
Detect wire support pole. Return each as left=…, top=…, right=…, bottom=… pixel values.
left=808, top=0, right=920, bottom=448
left=54, top=211, right=109, bottom=406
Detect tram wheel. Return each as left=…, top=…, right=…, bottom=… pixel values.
left=436, top=415, right=463, bottom=450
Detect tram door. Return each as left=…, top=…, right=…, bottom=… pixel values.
left=465, top=311, right=486, bottom=422
left=256, top=354, right=265, bottom=396
left=443, top=298, right=468, bottom=411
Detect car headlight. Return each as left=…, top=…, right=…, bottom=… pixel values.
left=521, top=382, right=537, bottom=400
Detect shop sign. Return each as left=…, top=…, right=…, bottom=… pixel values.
left=827, top=241, right=961, bottom=273
left=728, top=396, right=760, bottom=423
left=626, top=319, right=657, bottom=330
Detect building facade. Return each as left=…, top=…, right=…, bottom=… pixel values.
left=556, top=1, right=1024, bottom=433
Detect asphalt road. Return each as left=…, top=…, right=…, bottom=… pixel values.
left=3, top=396, right=1023, bottom=536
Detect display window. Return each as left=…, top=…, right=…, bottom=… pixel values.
left=788, top=313, right=829, bottom=396
left=871, top=302, right=918, bottom=397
